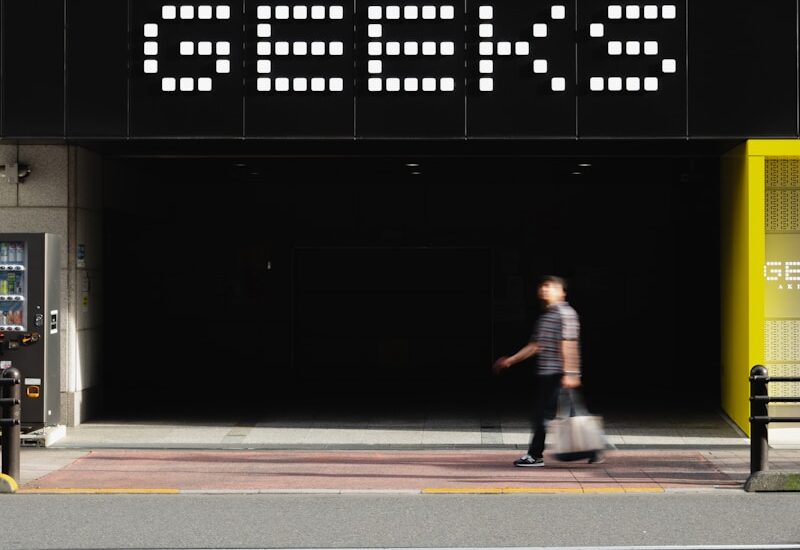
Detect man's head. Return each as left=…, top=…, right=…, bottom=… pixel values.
left=538, top=275, right=567, bottom=305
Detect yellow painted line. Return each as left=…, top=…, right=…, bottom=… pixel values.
left=422, top=486, right=664, bottom=494
left=19, top=488, right=180, bottom=494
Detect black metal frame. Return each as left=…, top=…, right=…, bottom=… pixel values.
left=0, top=367, right=21, bottom=482
left=749, top=365, right=800, bottom=475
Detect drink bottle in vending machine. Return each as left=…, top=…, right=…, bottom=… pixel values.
left=0, top=233, right=60, bottom=428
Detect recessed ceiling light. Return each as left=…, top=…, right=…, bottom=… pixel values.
left=411, top=171, right=422, bottom=175
left=578, top=163, right=592, bottom=167
left=571, top=171, right=582, bottom=175
left=406, top=163, right=420, bottom=167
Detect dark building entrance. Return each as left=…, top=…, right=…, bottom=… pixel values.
left=100, top=151, right=720, bottom=421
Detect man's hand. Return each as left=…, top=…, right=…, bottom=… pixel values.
left=562, top=375, right=582, bottom=389
left=493, top=356, right=512, bottom=374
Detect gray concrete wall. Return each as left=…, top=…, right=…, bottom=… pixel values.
left=0, top=144, right=103, bottom=426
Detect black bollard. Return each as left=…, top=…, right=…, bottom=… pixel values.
left=749, top=365, right=769, bottom=475
left=0, top=367, right=21, bottom=482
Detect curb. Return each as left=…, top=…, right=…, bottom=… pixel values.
left=744, top=471, right=800, bottom=492
left=0, top=473, right=18, bottom=494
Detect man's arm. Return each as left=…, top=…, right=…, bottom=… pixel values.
left=561, top=339, right=581, bottom=388
left=494, top=342, right=539, bottom=371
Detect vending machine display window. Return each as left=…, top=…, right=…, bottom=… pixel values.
left=0, top=240, right=26, bottom=331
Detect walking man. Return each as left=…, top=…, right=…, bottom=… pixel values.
left=494, top=275, right=595, bottom=467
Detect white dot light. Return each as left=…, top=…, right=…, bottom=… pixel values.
left=276, top=6, right=289, bottom=19
left=293, top=78, right=308, bottom=92
left=144, top=24, right=158, bottom=38
left=590, top=77, right=604, bottom=91
left=644, top=41, right=658, bottom=55
left=440, top=5, right=454, bottom=19
left=608, top=77, right=622, bottom=91
left=608, top=5, right=622, bottom=19
left=479, top=24, right=493, bottom=38
left=479, top=42, right=493, bottom=56
left=257, top=6, right=271, bottom=19
left=479, top=6, right=493, bottom=19
left=293, top=42, right=308, bottom=55
left=644, top=5, right=658, bottom=19
left=626, top=77, right=640, bottom=91
left=216, top=41, right=230, bottom=56
left=662, top=58, right=677, bottom=73
left=404, top=77, right=418, bottom=91
left=311, top=78, right=325, bottom=92
left=368, top=42, right=382, bottom=56
left=257, top=60, right=271, bottom=74
left=404, top=41, right=418, bottom=55
left=312, top=41, right=326, bottom=55
left=497, top=42, right=511, bottom=55
left=257, top=42, right=271, bottom=55
left=180, top=41, right=194, bottom=56
left=387, top=42, right=400, bottom=55
left=257, top=77, right=271, bottom=91
left=276, top=42, right=289, bottom=55
left=368, top=6, right=382, bottom=19
left=551, top=77, right=566, bottom=92
left=626, top=5, right=640, bottom=19
left=479, top=59, right=493, bottom=73
left=368, top=24, right=382, bottom=38
left=198, top=5, right=213, bottom=19
left=533, top=23, right=547, bottom=38
left=330, top=6, right=344, bottom=19
left=515, top=42, right=529, bottom=56
left=644, top=77, right=659, bottom=91
left=422, top=41, right=436, bottom=55
left=311, top=5, right=325, bottom=19
left=533, top=59, right=548, bottom=73
left=386, top=6, right=400, bottom=19
left=368, top=60, right=382, bottom=74
left=590, top=23, right=604, bottom=38
left=257, top=24, right=271, bottom=37
left=662, top=5, right=677, bottom=19
left=198, top=77, right=212, bottom=91
left=422, top=77, right=436, bottom=91
left=161, top=77, right=176, bottom=91
left=387, top=78, right=401, bottom=92
left=216, top=5, right=230, bottom=19
left=626, top=41, right=640, bottom=55
left=144, top=41, right=158, bottom=56
left=216, top=59, right=230, bottom=73
left=369, top=78, right=382, bottom=91
left=440, top=42, right=454, bottom=56
left=404, top=5, right=418, bottom=19
left=198, top=41, right=212, bottom=55
left=162, top=5, right=177, bottom=19
left=143, top=59, right=158, bottom=73
left=422, top=5, right=436, bottom=19
left=440, top=77, right=455, bottom=91
left=551, top=5, right=565, bottom=19
left=276, top=78, right=290, bottom=92
left=180, top=5, right=194, bottom=19
left=329, top=42, right=343, bottom=55
left=180, top=77, right=194, bottom=91
left=608, top=41, right=622, bottom=55
left=293, top=5, right=307, bottom=19
left=479, top=78, right=493, bottom=92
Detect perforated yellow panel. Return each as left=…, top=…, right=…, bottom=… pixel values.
left=766, top=159, right=800, bottom=232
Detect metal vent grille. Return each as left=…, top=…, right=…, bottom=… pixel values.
left=764, top=363, right=800, bottom=398
left=766, top=189, right=800, bottom=232
left=765, top=158, right=800, bottom=188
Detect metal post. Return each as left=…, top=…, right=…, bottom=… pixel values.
left=750, top=365, right=769, bottom=475
left=1, top=367, right=21, bottom=482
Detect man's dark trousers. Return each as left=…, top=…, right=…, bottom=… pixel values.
left=527, top=373, right=563, bottom=458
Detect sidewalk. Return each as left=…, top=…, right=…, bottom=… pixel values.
left=7, top=408, right=798, bottom=494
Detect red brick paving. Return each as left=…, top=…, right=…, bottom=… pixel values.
left=21, top=450, right=744, bottom=492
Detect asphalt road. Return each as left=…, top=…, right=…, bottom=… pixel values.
left=1, top=493, right=799, bottom=550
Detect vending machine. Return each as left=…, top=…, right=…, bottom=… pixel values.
left=0, top=233, right=61, bottom=429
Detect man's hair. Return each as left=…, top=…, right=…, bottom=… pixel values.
left=540, top=275, right=567, bottom=291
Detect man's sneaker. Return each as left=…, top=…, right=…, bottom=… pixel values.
left=588, top=452, right=606, bottom=464
left=513, top=455, right=545, bottom=467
